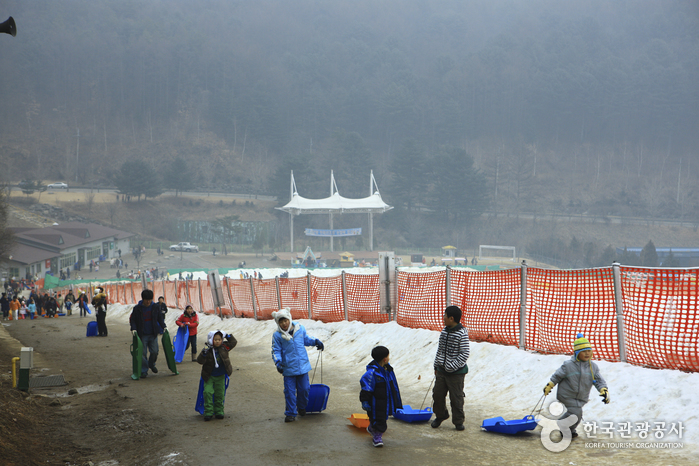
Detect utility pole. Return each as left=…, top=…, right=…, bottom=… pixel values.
left=75, top=127, right=80, bottom=183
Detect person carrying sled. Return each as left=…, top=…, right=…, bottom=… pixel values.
left=129, top=289, right=166, bottom=378
left=271, top=308, right=324, bottom=423
left=360, top=346, right=403, bottom=447
left=543, top=333, right=609, bottom=438
left=92, top=286, right=108, bottom=337
left=176, top=304, right=199, bottom=361
left=197, top=330, right=236, bottom=421
left=431, top=305, right=470, bottom=431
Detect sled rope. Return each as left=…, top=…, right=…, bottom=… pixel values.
left=419, top=376, right=435, bottom=411
left=310, top=350, right=323, bottom=385
left=529, top=393, right=546, bottom=418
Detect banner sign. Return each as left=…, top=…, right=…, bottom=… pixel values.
left=305, top=228, right=362, bottom=237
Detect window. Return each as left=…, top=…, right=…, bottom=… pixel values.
left=59, top=253, right=76, bottom=270
left=85, top=246, right=101, bottom=261
left=9, top=267, right=19, bottom=279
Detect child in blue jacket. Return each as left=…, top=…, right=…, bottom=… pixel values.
left=271, top=308, right=324, bottom=423
left=360, top=346, right=403, bottom=447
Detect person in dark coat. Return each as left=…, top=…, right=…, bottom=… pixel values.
left=1, top=293, right=9, bottom=320
left=360, top=346, right=403, bottom=447
left=197, top=330, right=236, bottom=420
left=129, top=289, right=166, bottom=378
left=92, top=286, right=108, bottom=336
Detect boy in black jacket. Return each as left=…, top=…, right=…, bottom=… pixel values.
left=360, top=346, right=403, bottom=447
left=197, top=330, right=237, bottom=420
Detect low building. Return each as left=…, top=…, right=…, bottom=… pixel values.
left=615, top=247, right=699, bottom=267
left=2, top=222, right=134, bottom=280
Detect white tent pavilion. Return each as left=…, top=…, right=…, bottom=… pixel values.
left=276, top=170, right=393, bottom=252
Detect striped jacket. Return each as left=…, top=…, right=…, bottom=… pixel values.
left=434, top=323, right=470, bottom=373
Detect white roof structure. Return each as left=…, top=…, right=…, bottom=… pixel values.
left=276, top=171, right=392, bottom=252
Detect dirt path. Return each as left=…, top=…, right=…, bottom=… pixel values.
left=1, top=314, right=695, bottom=466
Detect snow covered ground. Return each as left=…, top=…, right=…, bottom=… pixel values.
left=109, top=302, right=698, bottom=452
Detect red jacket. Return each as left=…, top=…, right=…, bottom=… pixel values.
left=176, top=312, right=199, bottom=336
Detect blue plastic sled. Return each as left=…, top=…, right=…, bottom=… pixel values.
left=305, top=384, right=330, bottom=413
left=394, top=405, right=433, bottom=423
left=481, top=415, right=538, bottom=434
left=195, top=375, right=230, bottom=415
left=173, top=326, right=189, bottom=363
left=86, top=321, right=98, bottom=337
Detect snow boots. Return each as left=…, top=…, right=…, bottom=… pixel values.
left=367, top=425, right=383, bottom=447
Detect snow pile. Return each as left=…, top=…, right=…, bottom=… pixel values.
left=109, top=303, right=698, bottom=450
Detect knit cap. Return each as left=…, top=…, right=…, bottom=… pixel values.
left=574, top=333, right=592, bottom=358
left=371, top=345, right=389, bottom=362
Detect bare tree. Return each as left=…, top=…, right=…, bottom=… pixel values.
left=106, top=201, right=119, bottom=226
left=84, top=192, right=96, bottom=216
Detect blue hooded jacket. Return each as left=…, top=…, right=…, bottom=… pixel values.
left=271, top=322, right=316, bottom=376
left=360, top=361, right=403, bottom=421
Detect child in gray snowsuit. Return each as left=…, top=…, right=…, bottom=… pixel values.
left=543, top=333, right=609, bottom=437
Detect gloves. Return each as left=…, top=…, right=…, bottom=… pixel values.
left=361, top=401, right=371, bottom=412
left=202, top=344, right=211, bottom=355
left=315, top=339, right=324, bottom=351
left=600, top=388, right=610, bottom=404
left=132, top=330, right=138, bottom=336
left=543, top=381, right=555, bottom=396
left=276, top=363, right=283, bottom=374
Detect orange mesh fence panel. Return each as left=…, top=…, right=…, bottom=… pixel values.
left=218, top=278, right=234, bottom=317
left=200, top=281, right=216, bottom=315
left=163, top=281, right=178, bottom=309
left=253, top=279, right=279, bottom=320
left=132, top=283, right=143, bottom=305
left=396, top=270, right=446, bottom=331
left=620, top=267, right=699, bottom=372
left=279, top=277, right=310, bottom=320
left=451, top=269, right=520, bottom=346
left=345, top=273, right=388, bottom=323
left=177, top=281, right=189, bottom=307
left=228, top=279, right=255, bottom=318
left=104, top=284, right=116, bottom=304
left=310, top=276, right=344, bottom=323
left=526, top=267, right=619, bottom=361
left=188, top=281, right=202, bottom=313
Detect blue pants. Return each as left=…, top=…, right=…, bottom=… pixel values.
left=283, top=373, right=310, bottom=417
left=141, top=333, right=159, bottom=375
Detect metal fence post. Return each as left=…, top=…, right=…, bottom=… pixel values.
left=519, top=260, right=527, bottom=350
left=307, top=271, right=312, bottom=319
left=393, top=267, right=398, bottom=322
left=275, top=276, right=282, bottom=309
left=198, top=279, right=204, bottom=314
left=341, top=270, right=349, bottom=321
left=226, top=277, right=236, bottom=317
left=173, top=279, right=179, bottom=309
left=185, top=278, right=191, bottom=304
left=612, top=262, right=627, bottom=362
left=446, top=265, right=452, bottom=307
left=249, top=277, right=258, bottom=320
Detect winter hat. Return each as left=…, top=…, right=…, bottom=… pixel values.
left=272, top=308, right=294, bottom=340
left=273, top=308, right=292, bottom=324
left=371, top=345, right=390, bottom=362
left=574, top=333, right=592, bottom=358
left=207, top=330, right=224, bottom=368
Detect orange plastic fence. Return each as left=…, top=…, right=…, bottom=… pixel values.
left=253, top=279, right=279, bottom=320
left=526, top=268, right=619, bottom=361
left=52, top=264, right=699, bottom=373
left=396, top=270, right=447, bottom=331
left=164, top=281, right=178, bottom=308
left=451, top=268, right=520, bottom=346
left=620, top=267, right=699, bottom=372
left=227, top=279, right=255, bottom=318
left=345, top=273, right=388, bottom=323
left=278, top=277, right=310, bottom=320
left=310, top=275, right=345, bottom=323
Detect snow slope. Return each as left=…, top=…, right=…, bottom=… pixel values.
left=109, top=303, right=697, bottom=451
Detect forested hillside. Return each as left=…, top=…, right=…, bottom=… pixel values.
left=1, top=1, right=697, bottom=252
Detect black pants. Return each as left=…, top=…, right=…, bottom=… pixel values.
left=433, top=371, right=466, bottom=425
left=185, top=335, right=197, bottom=355
left=96, top=310, right=108, bottom=336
